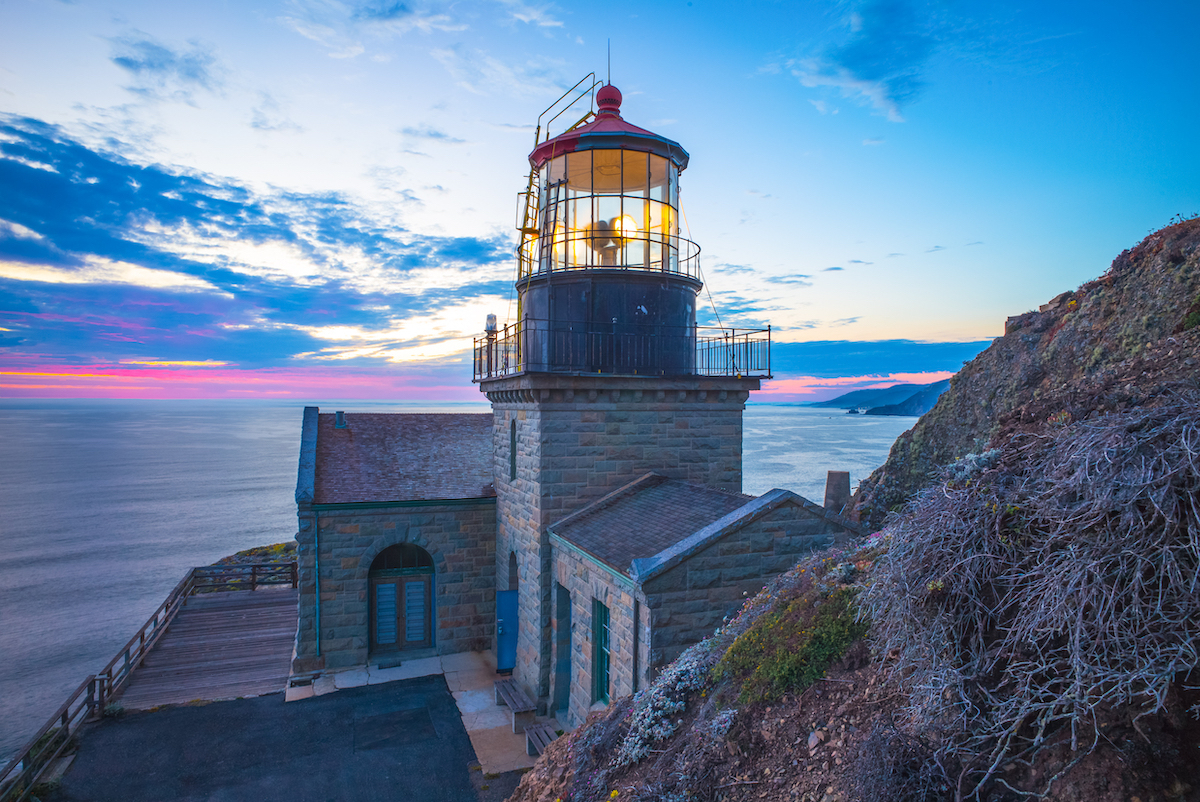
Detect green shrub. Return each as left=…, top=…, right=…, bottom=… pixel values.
left=712, top=586, right=868, bottom=703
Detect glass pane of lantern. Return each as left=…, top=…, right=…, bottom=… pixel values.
left=594, top=194, right=620, bottom=264
left=569, top=196, right=591, bottom=267
left=622, top=151, right=648, bottom=197
left=668, top=166, right=679, bottom=209
left=593, top=149, right=622, bottom=194
left=626, top=236, right=646, bottom=268
left=648, top=155, right=667, bottom=202
left=547, top=155, right=565, bottom=184
left=566, top=151, right=591, bottom=193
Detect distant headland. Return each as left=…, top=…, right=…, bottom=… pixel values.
left=806, top=378, right=951, bottom=417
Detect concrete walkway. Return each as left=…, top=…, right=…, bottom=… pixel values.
left=286, top=652, right=557, bottom=776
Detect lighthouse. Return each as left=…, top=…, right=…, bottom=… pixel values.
left=476, top=82, right=772, bottom=711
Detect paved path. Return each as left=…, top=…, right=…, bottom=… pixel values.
left=53, top=676, right=489, bottom=802
left=289, top=651, right=547, bottom=776
left=118, top=588, right=297, bottom=710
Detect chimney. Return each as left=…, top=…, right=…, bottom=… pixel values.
left=824, top=471, right=850, bottom=515
left=334, top=411, right=347, bottom=429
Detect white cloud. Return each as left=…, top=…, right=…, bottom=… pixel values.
left=287, top=295, right=507, bottom=362
left=496, top=0, right=564, bottom=28
left=0, top=257, right=226, bottom=293
left=431, top=46, right=566, bottom=98
left=0, top=220, right=45, bottom=240
left=279, top=0, right=465, bottom=58
left=790, top=59, right=905, bottom=122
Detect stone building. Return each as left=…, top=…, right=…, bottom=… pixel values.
left=291, top=83, right=862, bottom=726
left=292, top=410, right=496, bottom=672
left=546, top=473, right=858, bottom=727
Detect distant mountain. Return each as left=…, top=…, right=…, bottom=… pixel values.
left=865, top=379, right=951, bottom=417
left=809, top=383, right=927, bottom=409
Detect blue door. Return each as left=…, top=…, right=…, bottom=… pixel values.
left=497, top=589, right=518, bottom=672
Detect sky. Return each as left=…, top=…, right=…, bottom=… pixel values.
left=1, top=0, right=1197, bottom=402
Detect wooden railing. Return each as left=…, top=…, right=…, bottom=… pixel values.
left=191, top=562, right=297, bottom=593
left=0, top=561, right=297, bottom=802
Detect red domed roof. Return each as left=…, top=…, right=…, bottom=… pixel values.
left=529, top=84, right=689, bottom=171
left=596, top=84, right=622, bottom=113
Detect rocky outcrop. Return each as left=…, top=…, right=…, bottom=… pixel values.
left=852, top=218, right=1200, bottom=529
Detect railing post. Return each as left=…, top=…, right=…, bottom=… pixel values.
left=251, top=564, right=258, bottom=592
left=765, top=324, right=771, bottom=375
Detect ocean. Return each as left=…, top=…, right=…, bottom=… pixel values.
left=0, top=399, right=915, bottom=761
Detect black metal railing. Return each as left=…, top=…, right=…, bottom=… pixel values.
left=473, top=319, right=770, bottom=381
left=517, top=230, right=703, bottom=282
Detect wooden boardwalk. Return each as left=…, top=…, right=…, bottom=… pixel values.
left=117, top=588, right=298, bottom=710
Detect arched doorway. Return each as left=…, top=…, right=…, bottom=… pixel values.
left=369, top=543, right=434, bottom=653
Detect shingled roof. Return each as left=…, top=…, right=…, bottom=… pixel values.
left=548, top=473, right=754, bottom=574
left=309, top=411, right=494, bottom=504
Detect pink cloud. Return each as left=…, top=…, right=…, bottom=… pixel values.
left=755, top=371, right=955, bottom=404
left=0, top=360, right=483, bottom=401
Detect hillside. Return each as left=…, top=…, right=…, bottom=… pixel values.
left=852, top=217, right=1200, bottom=528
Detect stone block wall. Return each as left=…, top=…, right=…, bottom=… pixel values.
left=485, top=374, right=759, bottom=707
left=550, top=538, right=648, bottom=730
left=491, top=405, right=550, bottom=706
left=293, top=499, right=496, bottom=672
left=643, top=501, right=852, bottom=670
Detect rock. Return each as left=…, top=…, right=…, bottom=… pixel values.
left=808, top=731, right=821, bottom=749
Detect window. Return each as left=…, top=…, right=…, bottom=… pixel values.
left=509, top=419, right=517, bottom=481
left=592, top=599, right=610, bottom=703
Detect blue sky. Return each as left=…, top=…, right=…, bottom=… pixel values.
left=1, top=0, right=1196, bottom=400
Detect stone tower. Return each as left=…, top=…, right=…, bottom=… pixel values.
left=475, top=83, right=771, bottom=707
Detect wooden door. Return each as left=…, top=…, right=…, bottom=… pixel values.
left=371, top=574, right=432, bottom=652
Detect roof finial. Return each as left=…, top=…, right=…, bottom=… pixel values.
left=607, top=39, right=610, bottom=85
left=596, top=83, right=622, bottom=115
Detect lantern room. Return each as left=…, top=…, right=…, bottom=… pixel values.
left=522, top=84, right=694, bottom=277
left=474, top=80, right=772, bottom=381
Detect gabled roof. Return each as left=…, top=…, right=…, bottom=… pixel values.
left=628, top=490, right=863, bottom=582
left=299, top=408, right=494, bottom=505
left=547, top=473, right=753, bottom=575
left=548, top=472, right=866, bottom=582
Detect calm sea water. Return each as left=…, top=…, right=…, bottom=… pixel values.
left=0, top=399, right=914, bottom=761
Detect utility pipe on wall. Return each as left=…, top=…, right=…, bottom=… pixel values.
left=314, top=510, right=321, bottom=657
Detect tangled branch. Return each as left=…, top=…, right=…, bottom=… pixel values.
left=863, top=394, right=1200, bottom=798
